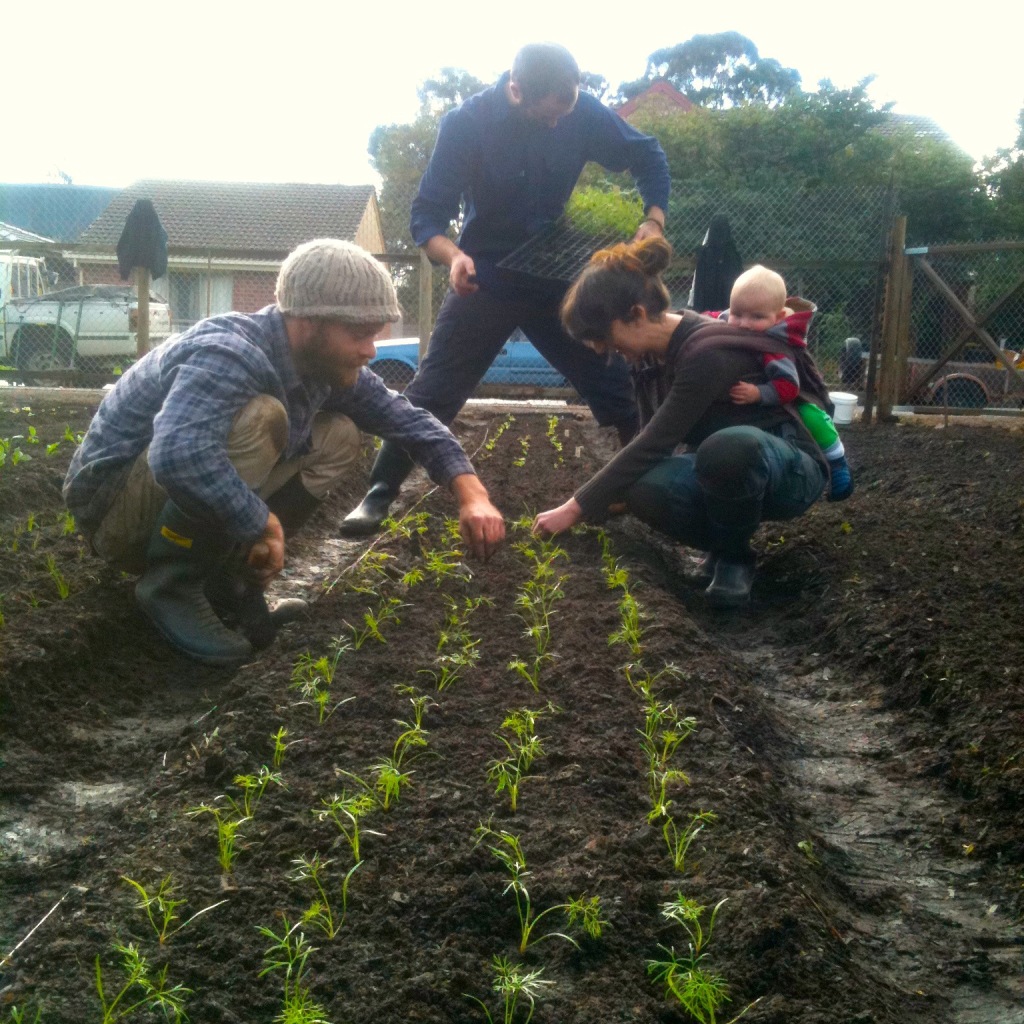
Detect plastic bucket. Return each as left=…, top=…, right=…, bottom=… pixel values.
left=829, top=391, right=858, bottom=425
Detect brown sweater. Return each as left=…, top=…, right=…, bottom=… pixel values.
left=574, top=311, right=822, bottom=520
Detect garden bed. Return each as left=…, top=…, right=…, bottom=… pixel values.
left=1, top=397, right=1023, bottom=1024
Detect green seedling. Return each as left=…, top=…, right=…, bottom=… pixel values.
left=186, top=802, right=249, bottom=874
left=59, top=509, right=76, bottom=536
left=474, top=825, right=605, bottom=952
left=271, top=727, right=290, bottom=768
left=347, top=597, right=406, bottom=648
left=94, top=942, right=191, bottom=1023
left=229, top=765, right=285, bottom=819
left=44, top=555, right=70, bottom=599
left=512, top=435, right=530, bottom=467
left=649, top=767, right=691, bottom=820
left=291, top=642, right=353, bottom=723
left=6, top=1006, right=42, bottom=1023
left=486, top=706, right=552, bottom=812
left=316, top=783, right=381, bottom=863
left=121, top=874, right=226, bottom=944
left=382, top=510, right=429, bottom=542
left=609, top=591, right=644, bottom=656
left=423, top=545, right=468, bottom=586
left=465, top=954, right=553, bottom=1024
left=258, top=918, right=332, bottom=1024
left=647, top=896, right=729, bottom=1023
left=292, top=854, right=362, bottom=938
left=481, top=414, right=516, bottom=456
left=544, top=415, right=564, bottom=465
left=657, top=809, right=717, bottom=873
left=372, top=692, right=435, bottom=806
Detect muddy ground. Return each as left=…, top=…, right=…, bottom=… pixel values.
left=0, top=393, right=1022, bottom=1024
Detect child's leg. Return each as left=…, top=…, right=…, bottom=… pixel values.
left=797, top=401, right=839, bottom=449
left=797, top=402, right=854, bottom=501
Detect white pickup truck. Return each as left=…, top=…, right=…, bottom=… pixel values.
left=0, top=251, right=172, bottom=380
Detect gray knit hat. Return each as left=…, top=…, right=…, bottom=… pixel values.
left=275, top=239, right=401, bottom=324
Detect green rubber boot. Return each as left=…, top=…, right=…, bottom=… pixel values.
left=135, top=502, right=254, bottom=666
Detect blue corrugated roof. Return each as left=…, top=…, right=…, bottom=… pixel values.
left=0, top=184, right=119, bottom=242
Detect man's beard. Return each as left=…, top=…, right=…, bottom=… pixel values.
left=297, top=329, right=360, bottom=388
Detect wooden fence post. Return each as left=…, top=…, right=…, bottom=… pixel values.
left=135, top=267, right=151, bottom=357
left=418, top=250, right=433, bottom=364
left=876, top=216, right=908, bottom=420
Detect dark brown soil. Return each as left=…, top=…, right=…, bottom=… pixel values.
left=1, top=393, right=1023, bottom=1024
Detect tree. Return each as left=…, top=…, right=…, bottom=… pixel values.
left=982, top=107, right=1024, bottom=237
left=369, top=68, right=487, bottom=252
left=618, top=32, right=801, bottom=108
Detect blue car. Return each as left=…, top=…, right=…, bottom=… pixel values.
left=369, top=330, right=570, bottom=392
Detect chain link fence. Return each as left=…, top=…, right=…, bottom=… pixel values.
left=899, top=242, right=1024, bottom=410
left=4, top=178, right=893, bottom=397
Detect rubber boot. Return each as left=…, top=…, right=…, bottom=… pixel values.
left=205, top=555, right=308, bottom=651
left=265, top=473, right=323, bottom=536
left=704, top=556, right=756, bottom=609
left=338, top=441, right=414, bottom=537
left=135, top=502, right=253, bottom=666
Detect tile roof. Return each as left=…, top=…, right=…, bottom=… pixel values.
left=75, top=180, right=378, bottom=255
left=875, top=114, right=956, bottom=147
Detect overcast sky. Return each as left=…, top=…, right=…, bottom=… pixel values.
left=6, top=0, right=1021, bottom=187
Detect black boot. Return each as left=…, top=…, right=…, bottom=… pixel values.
left=704, top=556, right=756, bottom=609
left=266, top=473, right=322, bottom=536
left=135, top=502, right=253, bottom=665
left=206, top=561, right=308, bottom=651
left=338, top=441, right=414, bottom=537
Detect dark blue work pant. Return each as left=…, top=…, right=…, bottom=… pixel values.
left=404, top=287, right=638, bottom=431
left=624, top=425, right=827, bottom=559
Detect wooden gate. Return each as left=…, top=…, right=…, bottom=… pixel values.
left=872, top=226, right=1024, bottom=419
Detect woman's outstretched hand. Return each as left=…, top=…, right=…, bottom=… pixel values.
left=532, top=497, right=583, bottom=537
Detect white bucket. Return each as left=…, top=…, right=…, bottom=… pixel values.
left=829, top=391, right=858, bottom=425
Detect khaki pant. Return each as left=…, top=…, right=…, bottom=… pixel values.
left=92, top=395, right=360, bottom=573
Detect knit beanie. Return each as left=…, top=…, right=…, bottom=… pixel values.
left=275, top=239, right=401, bottom=324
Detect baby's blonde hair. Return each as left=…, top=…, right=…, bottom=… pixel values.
left=730, top=264, right=787, bottom=312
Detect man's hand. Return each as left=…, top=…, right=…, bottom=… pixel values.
left=729, top=381, right=761, bottom=405
left=532, top=497, right=583, bottom=537
left=633, top=206, right=666, bottom=242
left=247, top=511, right=285, bottom=585
left=449, top=252, right=479, bottom=296
left=451, top=474, right=504, bottom=559
left=424, top=235, right=479, bottom=297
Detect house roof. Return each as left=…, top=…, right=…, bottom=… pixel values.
left=0, top=220, right=56, bottom=247
left=0, top=184, right=119, bottom=242
left=75, top=180, right=379, bottom=256
left=616, top=80, right=695, bottom=120
left=875, top=113, right=956, bottom=147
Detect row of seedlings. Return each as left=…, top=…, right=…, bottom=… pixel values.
left=597, top=528, right=737, bottom=1024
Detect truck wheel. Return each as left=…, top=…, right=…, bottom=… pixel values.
left=371, top=360, right=415, bottom=392
left=12, top=327, right=74, bottom=375
left=931, top=376, right=987, bottom=409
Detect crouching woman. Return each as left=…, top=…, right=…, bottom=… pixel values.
left=532, top=237, right=827, bottom=607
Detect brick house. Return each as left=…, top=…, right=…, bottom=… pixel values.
left=72, top=180, right=397, bottom=334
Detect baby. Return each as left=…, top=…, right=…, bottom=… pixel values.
left=714, top=265, right=854, bottom=501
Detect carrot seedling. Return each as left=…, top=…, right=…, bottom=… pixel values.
left=258, top=918, right=331, bottom=1024
left=94, top=943, right=191, bottom=1023
left=464, top=954, right=553, bottom=1024
left=120, top=874, right=226, bottom=945
left=474, top=825, right=605, bottom=953
left=647, top=896, right=729, bottom=1024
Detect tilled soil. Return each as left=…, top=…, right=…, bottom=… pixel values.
left=1, top=394, right=1022, bottom=1024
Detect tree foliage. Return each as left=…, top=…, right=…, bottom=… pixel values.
left=619, top=32, right=801, bottom=108
left=982, top=108, right=1024, bottom=237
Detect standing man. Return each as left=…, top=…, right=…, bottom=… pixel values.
left=340, top=42, right=670, bottom=536
left=64, top=239, right=505, bottom=666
